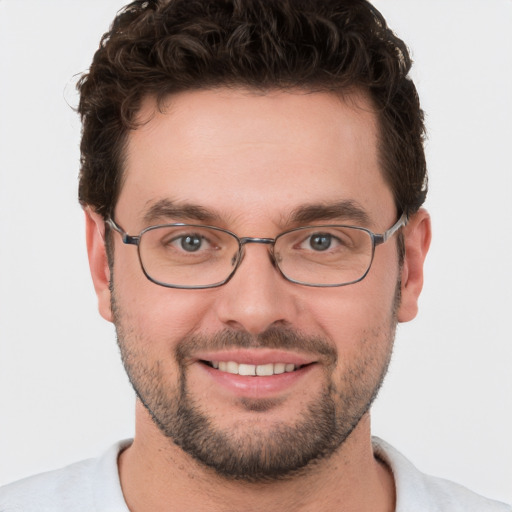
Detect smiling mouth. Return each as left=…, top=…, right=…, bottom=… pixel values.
left=201, top=361, right=310, bottom=376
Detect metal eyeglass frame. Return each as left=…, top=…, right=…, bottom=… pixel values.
left=106, top=211, right=408, bottom=289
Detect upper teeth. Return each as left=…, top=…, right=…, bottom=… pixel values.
left=211, top=361, right=297, bottom=376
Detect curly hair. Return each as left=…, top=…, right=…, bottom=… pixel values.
left=77, top=0, right=427, bottom=219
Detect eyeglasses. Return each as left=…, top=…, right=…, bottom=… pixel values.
left=106, top=212, right=407, bottom=289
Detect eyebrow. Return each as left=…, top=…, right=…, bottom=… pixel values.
left=141, top=198, right=371, bottom=228
left=288, top=200, right=371, bottom=226
left=142, top=199, right=220, bottom=225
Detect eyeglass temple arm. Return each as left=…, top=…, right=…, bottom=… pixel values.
left=373, top=212, right=409, bottom=246
left=105, top=218, right=140, bottom=246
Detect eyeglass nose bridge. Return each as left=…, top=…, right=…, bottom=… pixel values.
left=239, top=236, right=276, bottom=246
left=233, top=236, right=279, bottom=271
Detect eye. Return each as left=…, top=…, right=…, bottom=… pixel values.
left=291, top=228, right=352, bottom=253
left=161, top=231, right=213, bottom=253
left=309, top=233, right=333, bottom=251
left=180, top=234, right=202, bottom=252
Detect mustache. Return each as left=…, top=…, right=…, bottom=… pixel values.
left=176, top=326, right=337, bottom=363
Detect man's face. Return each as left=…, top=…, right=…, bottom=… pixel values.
left=89, top=89, right=420, bottom=481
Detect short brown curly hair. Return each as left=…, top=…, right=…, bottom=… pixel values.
left=77, top=0, right=427, bottom=219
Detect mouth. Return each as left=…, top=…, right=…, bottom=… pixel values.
left=201, top=360, right=309, bottom=376
left=195, top=352, right=318, bottom=398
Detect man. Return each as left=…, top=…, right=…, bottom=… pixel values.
left=0, top=0, right=510, bottom=510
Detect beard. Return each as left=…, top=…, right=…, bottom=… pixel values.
left=112, top=291, right=397, bottom=483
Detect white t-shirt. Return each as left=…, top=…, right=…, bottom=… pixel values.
left=0, top=438, right=510, bottom=511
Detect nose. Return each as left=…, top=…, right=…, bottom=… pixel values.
left=213, top=242, right=299, bottom=335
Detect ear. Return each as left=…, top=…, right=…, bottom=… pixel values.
left=85, top=207, right=113, bottom=322
left=397, top=208, right=431, bottom=323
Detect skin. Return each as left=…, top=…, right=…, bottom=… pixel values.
left=86, top=88, right=431, bottom=511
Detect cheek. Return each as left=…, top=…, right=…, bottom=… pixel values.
left=308, top=268, right=399, bottom=350
left=112, top=257, right=218, bottom=346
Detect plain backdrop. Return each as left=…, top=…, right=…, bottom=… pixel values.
left=0, top=0, right=511, bottom=505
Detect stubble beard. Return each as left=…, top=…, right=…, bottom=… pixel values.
left=111, top=291, right=398, bottom=483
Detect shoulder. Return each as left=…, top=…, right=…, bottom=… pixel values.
left=0, top=458, right=96, bottom=512
left=373, top=437, right=512, bottom=512
left=0, top=440, right=131, bottom=512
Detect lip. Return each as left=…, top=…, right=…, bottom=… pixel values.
left=194, top=349, right=315, bottom=366
left=194, top=349, right=318, bottom=398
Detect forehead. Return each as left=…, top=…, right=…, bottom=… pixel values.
left=118, top=88, right=394, bottom=230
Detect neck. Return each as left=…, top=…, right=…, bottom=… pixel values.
left=118, top=405, right=395, bottom=512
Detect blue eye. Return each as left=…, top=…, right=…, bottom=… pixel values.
left=309, top=233, right=332, bottom=251
left=180, top=234, right=202, bottom=252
